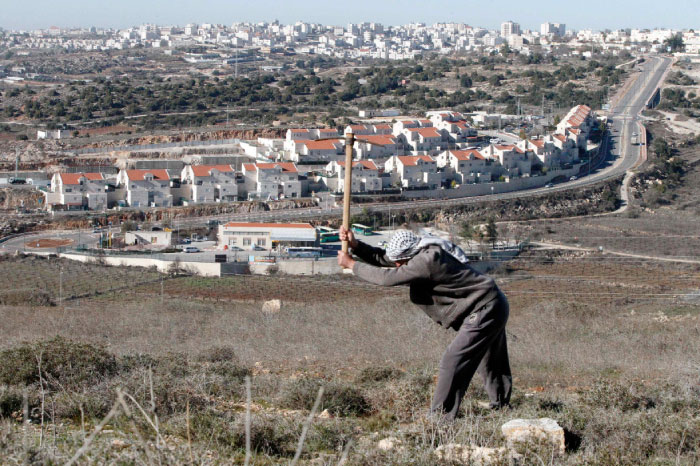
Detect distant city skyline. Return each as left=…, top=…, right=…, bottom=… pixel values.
left=1, top=0, right=698, bottom=32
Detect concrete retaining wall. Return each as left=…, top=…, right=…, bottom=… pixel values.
left=59, top=253, right=225, bottom=277
left=402, top=166, right=580, bottom=200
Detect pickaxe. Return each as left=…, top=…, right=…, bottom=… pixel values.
left=313, top=132, right=387, bottom=255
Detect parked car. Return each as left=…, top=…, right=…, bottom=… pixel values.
left=183, top=246, right=200, bottom=253
left=569, top=176, right=578, bottom=181
left=180, top=238, right=191, bottom=244
left=228, top=246, right=243, bottom=251
left=545, top=183, right=554, bottom=188
left=252, top=244, right=266, bottom=251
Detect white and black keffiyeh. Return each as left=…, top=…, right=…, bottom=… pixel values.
left=386, top=230, right=469, bottom=264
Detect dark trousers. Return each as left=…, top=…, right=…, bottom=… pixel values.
left=431, top=292, right=512, bottom=420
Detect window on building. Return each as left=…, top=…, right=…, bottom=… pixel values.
left=256, top=238, right=266, bottom=246
left=243, top=238, right=251, bottom=246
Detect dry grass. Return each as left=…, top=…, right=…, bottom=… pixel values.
left=0, top=251, right=698, bottom=464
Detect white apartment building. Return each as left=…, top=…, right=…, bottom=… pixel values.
left=401, top=126, right=447, bottom=153
left=242, top=162, right=301, bottom=200
left=353, top=134, right=401, bottom=159
left=286, top=138, right=344, bottom=163
left=180, top=164, right=239, bottom=204
left=436, top=149, right=492, bottom=184
left=323, top=160, right=381, bottom=193
left=385, top=155, right=442, bottom=189
left=481, top=144, right=533, bottom=177
left=501, top=21, right=521, bottom=38
left=45, top=172, right=111, bottom=211
left=116, top=169, right=174, bottom=207
left=541, top=23, right=566, bottom=37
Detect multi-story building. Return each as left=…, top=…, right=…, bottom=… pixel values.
left=116, top=169, right=174, bottom=207
left=384, top=155, right=442, bottom=189
left=242, top=162, right=301, bottom=200
left=501, top=21, right=521, bottom=38
left=45, top=172, right=111, bottom=211
left=401, top=127, right=447, bottom=153
left=481, top=144, right=533, bottom=177
left=180, top=164, right=239, bottom=203
left=323, top=160, right=381, bottom=193
left=436, top=149, right=492, bottom=184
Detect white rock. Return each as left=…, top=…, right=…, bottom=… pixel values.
left=261, top=299, right=281, bottom=314
left=377, top=436, right=402, bottom=451
left=435, top=443, right=508, bottom=465
left=501, top=418, right=565, bottom=454
left=318, top=409, right=331, bottom=419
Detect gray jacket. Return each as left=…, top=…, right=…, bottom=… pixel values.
left=352, top=241, right=499, bottom=329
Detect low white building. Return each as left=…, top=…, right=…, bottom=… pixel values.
left=125, top=230, right=173, bottom=247
left=218, top=222, right=317, bottom=251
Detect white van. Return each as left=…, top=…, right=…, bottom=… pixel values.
left=183, top=246, right=201, bottom=253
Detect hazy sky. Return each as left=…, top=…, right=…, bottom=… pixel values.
left=1, top=0, right=698, bottom=31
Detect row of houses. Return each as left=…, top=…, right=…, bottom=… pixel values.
left=44, top=162, right=305, bottom=211
left=45, top=105, right=594, bottom=210
left=281, top=113, right=479, bottom=163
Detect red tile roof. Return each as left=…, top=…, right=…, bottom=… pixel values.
left=408, top=127, right=442, bottom=138
left=190, top=164, right=235, bottom=177
left=397, top=155, right=435, bottom=166
left=528, top=139, right=545, bottom=148
left=337, top=160, right=378, bottom=170
left=356, top=134, right=397, bottom=145
left=245, top=162, right=298, bottom=173
left=553, top=133, right=567, bottom=142
left=59, top=172, right=104, bottom=185
left=126, top=169, right=170, bottom=181
left=450, top=150, right=485, bottom=160
left=302, top=139, right=342, bottom=150
left=223, top=222, right=314, bottom=229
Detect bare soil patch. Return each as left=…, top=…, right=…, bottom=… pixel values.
left=24, top=237, right=73, bottom=248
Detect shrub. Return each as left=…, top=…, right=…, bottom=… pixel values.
left=197, top=346, right=238, bottom=363
left=282, top=378, right=371, bottom=417
left=0, top=387, right=24, bottom=418
left=0, top=290, right=54, bottom=307
left=185, top=409, right=296, bottom=457
left=354, top=366, right=403, bottom=385
left=0, top=337, right=117, bottom=389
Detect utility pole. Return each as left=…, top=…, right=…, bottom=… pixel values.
left=15, top=148, right=19, bottom=180
left=541, top=94, right=545, bottom=118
